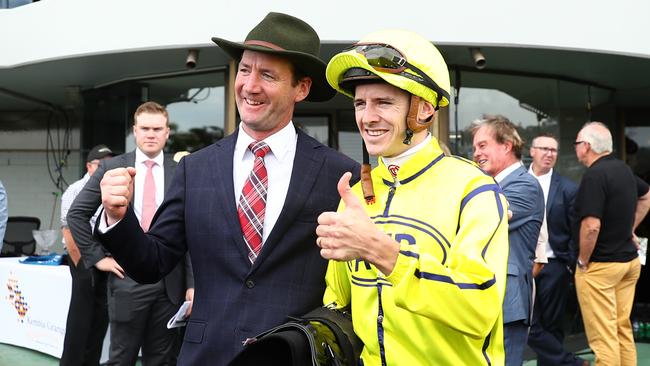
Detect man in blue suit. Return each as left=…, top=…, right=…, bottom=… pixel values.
left=526, top=134, right=587, bottom=366
left=94, top=12, right=359, bottom=365
left=472, top=115, right=544, bottom=366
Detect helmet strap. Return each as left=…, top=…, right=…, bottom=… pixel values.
left=403, top=95, right=432, bottom=145
left=403, top=128, right=414, bottom=145
left=361, top=141, right=375, bottom=205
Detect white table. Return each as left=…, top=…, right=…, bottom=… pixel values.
left=0, top=257, right=71, bottom=358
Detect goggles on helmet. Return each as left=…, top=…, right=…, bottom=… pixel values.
left=345, top=43, right=450, bottom=104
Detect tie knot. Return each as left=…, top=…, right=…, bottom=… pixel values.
left=249, top=141, right=270, bottom=158
left=144, top=160, right=156, bottom=169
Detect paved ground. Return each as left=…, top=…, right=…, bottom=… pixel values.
left=1, top=339, right=649, bottom=365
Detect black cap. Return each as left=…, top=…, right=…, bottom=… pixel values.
left=87, top=144, right=113, bottom=162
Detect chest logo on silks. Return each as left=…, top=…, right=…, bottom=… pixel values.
left=350, top=217, right=451, bottom=276
left=387, top=164, right=400, bottom=178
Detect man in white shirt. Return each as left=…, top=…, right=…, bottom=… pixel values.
left=526, top=134, right=586, bottom=366
left=68, top=102, right=194, bottom=366
left=472, top=115, right=545, bottom=366
left=60, top=144, right=113, bottom=366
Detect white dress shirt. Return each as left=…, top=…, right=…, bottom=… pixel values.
left=234, top=122, right=297, bottom=244
left=133, top=148, right=165, bottom=223
left=61, top=173, right=101, bottom=246
left=529, top=166, right=555, bottom=259
left=382, top=134, right=432, bottom=168
left=494, top=161, right=523, bottom=184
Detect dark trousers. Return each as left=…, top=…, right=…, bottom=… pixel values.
left=60, top=258, right=109, bottom=366
left=528, top=259, right=584, bottom=366
left=105, top=275, right=179, bottom=366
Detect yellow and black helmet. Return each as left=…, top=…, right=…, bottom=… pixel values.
left=326, top=29, right=451, bottom=109
left=326, top=30, right=452, bottom=205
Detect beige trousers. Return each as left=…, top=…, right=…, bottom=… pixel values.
left=575, top=260, right=641, bottom=366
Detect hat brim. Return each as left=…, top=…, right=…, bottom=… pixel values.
left=212, top=37, right=335, bottom=102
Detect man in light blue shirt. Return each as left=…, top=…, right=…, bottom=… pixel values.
left=0, top=180, right=7, bottom=252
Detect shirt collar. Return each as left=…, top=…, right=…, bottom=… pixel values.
left=135, top=148, right=164, bottom=166
left=376, top=137, right=444, bottom=184
left=381, top=134, right=432, bottom=168
left=528, top=165, right=553, bottom=180
left=495, top=161, right=522, bottom=183
left=236, top=121, right=297, bottom=162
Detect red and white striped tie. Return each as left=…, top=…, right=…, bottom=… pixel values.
left=238, top=141, right=271, bottom=263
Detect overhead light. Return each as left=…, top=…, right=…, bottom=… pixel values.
left=469, top=48, right=486, bottom=70
left=186, top=49, right=200, bottom=69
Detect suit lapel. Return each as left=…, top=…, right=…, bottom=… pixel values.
left=125, top=152, right=136, bottom=208
left=500, top=165, right=525, bottom=189
left=211, top=131, right=252, bottom=262
left=252, top=130, right=325, bottom=270
left=163, top=155, right=176, bottom=192
left=124, top=151, right=136, bottom=167
left=547, top=171, right=559, bottom=216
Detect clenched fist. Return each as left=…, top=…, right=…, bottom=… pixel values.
left=101, top=167, right=136, bottom=225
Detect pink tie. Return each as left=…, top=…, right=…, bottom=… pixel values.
left=141, top=160, right=157, bottom=232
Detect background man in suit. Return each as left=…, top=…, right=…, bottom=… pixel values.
left=472, top=115, right=545, bottom=366
left=574, top=122, right=650, bottom=365
left=68, top=102, right=194, bottom=366
left=526, top=135, right=586, bottom=366
left=60, top=144, right=113, bottom=366
left=95, top=12, right=359, bottom=365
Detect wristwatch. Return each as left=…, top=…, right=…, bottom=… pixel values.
left=577, top=258, right=588, bottom=270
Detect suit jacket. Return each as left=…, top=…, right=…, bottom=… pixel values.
left=499, top=165, right=544, bottom=324
left=68, top=150, right=193, bottom=304
left=97, top=129, right=360, bottom=365
left=545, top=171, right=578, bottom=264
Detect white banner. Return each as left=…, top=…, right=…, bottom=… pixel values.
left=0, top=257, right=71, bottom=358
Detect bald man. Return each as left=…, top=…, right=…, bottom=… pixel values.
left=574, top=121, right=650, bottom=365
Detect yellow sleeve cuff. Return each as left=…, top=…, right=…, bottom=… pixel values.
left=385, top=243, right=418, bottom=286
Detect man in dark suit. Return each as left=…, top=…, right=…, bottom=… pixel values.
left=94, top=12, right=359, bottom=366
left=60, top=144, right=113, bottom=366
left=526, top=134, right=587, bottom=366
left=472, top=115, right=544, bottom=366
left=68, top=102, right=194, bottom=366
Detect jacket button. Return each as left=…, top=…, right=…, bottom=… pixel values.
left=245, top=279, right=255, bottom=289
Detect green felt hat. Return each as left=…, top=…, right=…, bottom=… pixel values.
left=212, top=12, right=335, bottom=102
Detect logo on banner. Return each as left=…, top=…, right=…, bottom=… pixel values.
left=6, top=272, right=29, bottom=322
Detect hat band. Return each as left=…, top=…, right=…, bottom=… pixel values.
left=244, top=40, right=286, bottom=51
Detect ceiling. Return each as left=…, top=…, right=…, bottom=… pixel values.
left=0, top=43, right=648, bottom=116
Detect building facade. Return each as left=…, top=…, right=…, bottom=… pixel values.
left=1, top=0, right=650, bottom=251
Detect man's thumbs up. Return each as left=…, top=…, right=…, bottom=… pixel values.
left=337, top=172, right=363, bottom=211
left=316, top=172, right=399, bottom=274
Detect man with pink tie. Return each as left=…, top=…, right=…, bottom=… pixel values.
left=68, top=102, right=194, bottom=366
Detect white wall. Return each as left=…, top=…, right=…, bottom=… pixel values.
left=0, top=129, right=82, bottom=253
left=1, top=0, right=649, bottom=68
